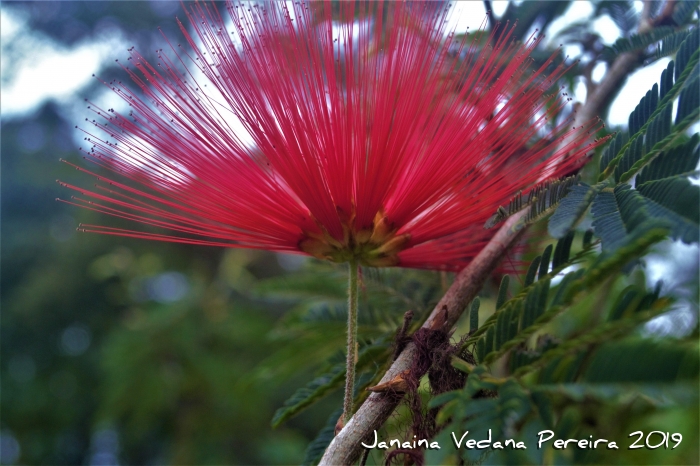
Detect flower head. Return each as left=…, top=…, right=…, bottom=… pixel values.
left=61, top=1, right=606, bottom=270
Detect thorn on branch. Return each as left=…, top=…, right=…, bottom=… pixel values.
left=428, top=306, right=449, bottom=331
left=334, top=415, right=345, bottom=436
left=366, top=370, right=410, bottom=394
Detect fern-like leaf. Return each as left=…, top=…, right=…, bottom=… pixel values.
left=637, top=134, right=700, bottom=183
left=583, top=339, right=699, bottom=382
left=538, top=244, right=553, bottom=280
left=600, top=30, right=699, bottom=180
left=604, top=26, right=676, bottom=60
left=552, top=232, right=575, bottom=269
left=672, top=1, right=700, bottom=26
left=675, top=28, right=699, bottom=81
left=469, top=298, right=480, bottom=332
left=271, top=363, right=346, bottom=428
left=607, top=285, right=648, bottom=321
left=471, top=225, right=667, bottom=365
left=271, top=342, right=389, bottom=427
left=636, top=178, right=700, bottom=243
left=591, top=189, right=628, bottom=251
left=534, top=382, right=699, bottom=405
left=485, top=176, right=579, bottom=229
left=548, top=182, right=604, bottom=238
left=524, top=256, right=541, bottom=287
left=655, top=29, right=693, bottom=60
left=513, top=295, right=672, bottom=379
left=594, top=1, right=639, bottom=34
left=301, top=408, right=343, bottom=466
left=618, top=106, right=698, bottom=182
left=600, top=132, right=629, bottom=173
left=496, top=275, right=510, bottom=310
left=676, top=75, right=700, bottom=124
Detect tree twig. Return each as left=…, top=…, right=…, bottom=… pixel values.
left=573, top=0, right=677, bottom=127
left=483, top=0, right=495, bottom=30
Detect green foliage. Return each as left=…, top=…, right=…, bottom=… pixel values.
left=538, top=244, right=553, bottom=279
left=552, top=231, right=575, bottom=269
left=604, top=26, right=676, bottom=59
left=594, top=1, right=639, bottom=34
left=599, top=1, right=699, bottom=63
left=485, top=176, right=580, bottom=230
left=547, top=29, right=700, bottom=254
left=637, top=133, right=700, bottom=182
left=532, top=381, right=698, bottom=405
left=467, top=227, right=667, bottom=365
left=469, top=298, right=481, bottom=332
left=271, top=340, right=390, bottom=427
left=600, top=31, right=699, bottom=179
left=429, top=226, right=696, bottom=465
left=591, top=179, right=697, bottom=249
left=598, top=131, right=629, bottom=175
left=498, top=0, right=572, bottom=41
left=253, top=261, right=443, bottom=428
left=672, top=0, right=700, bottom=26
left=582, top=339, right=698, bottom=382
left=523, top=256, right=541, bottom=286
left=301, top=408, right=343, bottom=466
left=655, top=29, right=694, bottom=59
left=271, top=364, right=346, bottom=428
left=635, top=178, right=700, bottom=241
left=548, top=183, right=603, bottom=239
left=590, top=187, right=630, bottom=251
left=496, top=275, right=511, bottom=310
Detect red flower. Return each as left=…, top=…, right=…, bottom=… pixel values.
left=60, top=1, right=606, bottom=271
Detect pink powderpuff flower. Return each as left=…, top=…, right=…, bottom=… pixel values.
left=60, top=1, right=607, bottom=271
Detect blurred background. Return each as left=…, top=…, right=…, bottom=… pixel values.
left=1, top=1, right=697, bottom=465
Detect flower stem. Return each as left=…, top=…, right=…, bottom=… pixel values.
left=343, top=257, right=359, bottom=425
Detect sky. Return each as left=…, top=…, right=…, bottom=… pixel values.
left=0, top=0, right=672, bottom=127
left=1, top=6, right=125, bottom=118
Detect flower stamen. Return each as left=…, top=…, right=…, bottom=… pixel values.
left=299, top=209, right=411, bottom=267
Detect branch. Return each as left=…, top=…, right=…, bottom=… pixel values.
left=319, top=212, right=526, bottom=465
left=574, top=49, right=644, bottom=127
left=483, top=0, right=495, bottom=30
left=574, top=0, right=677, bottom=127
